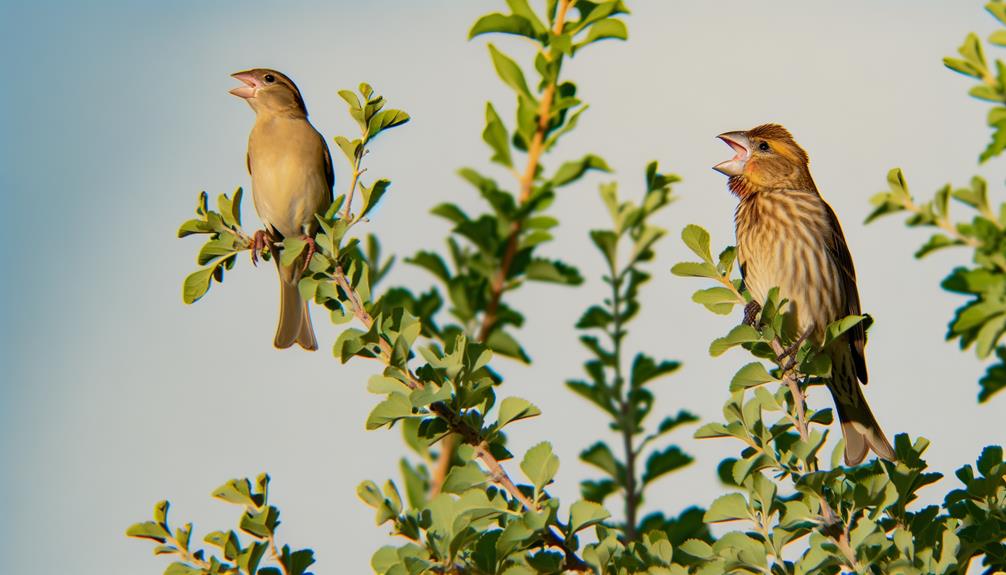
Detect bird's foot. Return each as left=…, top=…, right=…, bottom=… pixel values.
left=778, top=327, right=814, bottom=372
left=251, top=230, right=271, bottom=267
left=742, top=301, right=762, bottom=327
left=300, top=235, right=317, bottom=273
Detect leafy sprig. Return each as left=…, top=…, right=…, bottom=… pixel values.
left=569, top=163, right=709, bottom=550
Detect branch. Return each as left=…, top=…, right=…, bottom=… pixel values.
left=435, top=0, right=572, bottom=499
left=712, top=267, right=864, bottom=570
left=477, top=0, right=572, bottom=341
left=332, top=265, right=589, bottom=571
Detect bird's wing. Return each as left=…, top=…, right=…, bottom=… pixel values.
left=321, top=136, right=334, bottom=202
left=246, top=151, right=252, bottom=176
left=823, top=202, right=868, bottom=385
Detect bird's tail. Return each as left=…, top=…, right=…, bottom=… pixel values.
left=274, top=258, right=318, bottom=351
left=828, top=346, right=895, bottom=465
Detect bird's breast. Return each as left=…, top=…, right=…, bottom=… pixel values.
left=248, top=117, right=331, bottom=238
left=735, top=190, right=842, bottom=337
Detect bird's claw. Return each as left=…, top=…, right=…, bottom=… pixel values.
left=743, top=301, right=762, bottom=327
left=251, top=230, right=270, bottom=267
left=300, top=235, right=317, bottom=273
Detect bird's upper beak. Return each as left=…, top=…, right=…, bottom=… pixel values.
left=714, top=131, right=750, bottom=176
left=229, top=71, right=259, bottom=99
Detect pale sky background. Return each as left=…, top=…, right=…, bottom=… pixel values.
left=3, top=1, right=1006, bottom=573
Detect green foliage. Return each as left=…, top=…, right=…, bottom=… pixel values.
left=676, top=226, right=1006, bottom=575
left=177, top=189, right=250, bottom=304
left=141, top=2, right=1006, bottom=575
left=867, top=0, right=1006, bottom=402
left=569, top=164, right=710, bottom=551
left=127, top=474, right=314, bottom=575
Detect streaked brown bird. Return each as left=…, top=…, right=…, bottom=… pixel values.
left=714, top=123, right=895, bottom=465
left=230, top=68, right=333, bottom=350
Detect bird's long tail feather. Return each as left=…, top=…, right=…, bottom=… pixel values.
left=274, top=258, right=318, bottom=351
left=829, top=346, right=895, bottom=465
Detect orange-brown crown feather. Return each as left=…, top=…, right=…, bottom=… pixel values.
left=748, top=123, right=808, bottom=166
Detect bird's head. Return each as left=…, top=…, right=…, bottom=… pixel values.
left=229, top=68, right=307, bottom=117
left=713, top=124, right=812, bottom=196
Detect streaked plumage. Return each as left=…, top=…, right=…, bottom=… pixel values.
left=714, top=124, right=895, bottom=465
left=230, top=68, right=333, bottom=350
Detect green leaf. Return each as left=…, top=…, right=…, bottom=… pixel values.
left=670, top=261, right=720, bottom=279
left=334, top=136, right=360, bottom=163
left=549, top=154, right=611, bottom=187
left=521, top=441, right=559, bottom=491
left=470, top=13, right=539, bottom=40
left=692, top=287, right=740, bottom=315
left=525, top=258, right=583, bottom=284
left=368, top=109, right=410, bottom=138
left=580, top=442, right=622, bottom=479
left=487, top=44, right=533, bottom=99
left=729, top=362, right=776, bottom=391
left=339, top=89, right=362, bottom=110
left=497, top=396, right=542, bottom=429
left=126, top=520, right=171, bottom=543
left=693, top=422, right=731, bottom=439
left=703, top=493, right=749, bottom=523
left=212, top=478, right=256, bottom=507
left=482, top=102, right=512, bottom=168
left=575, top=18, right=628, bottom=50
left=642, top=446, right=693, bottom=485
left=681, top=224, right=713, bottom=263
left=569, top=500, right=610, bottom=534
left=709, top=324, right=760, bottom=357
left=823, top=315, right=866, bottom=346
left=366, top=394, right=415, bottom=430
left=486, top=329, right=530, bottom=363
left=442, top=462, right=489, bottom=494
left=182, top=267, right=215, bottom=304
left=280, top=237, right=307, bottom=267
left=360, top=179, right=391, bottom=219
left=678, top=538, right=714, bottom=560
left=915, top=233, right=963, bottom=258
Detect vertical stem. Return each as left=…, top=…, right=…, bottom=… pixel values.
left=432, top=0, right=575, bottom=497
left=611, top=266, right=638, bottom=541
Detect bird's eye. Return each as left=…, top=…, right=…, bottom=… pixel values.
left=264, top=74, right=276, bottom=84
left=758, top=142, right=770, bottom=152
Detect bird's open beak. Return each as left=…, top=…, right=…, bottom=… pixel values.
left=229, top=71, right=258, bottom=99
left=713, top=131, right=750, bottom=176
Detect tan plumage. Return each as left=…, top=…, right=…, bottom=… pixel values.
left=230, top=68, right=333, bottom=350
left=714, top=124, right=895, bottom=465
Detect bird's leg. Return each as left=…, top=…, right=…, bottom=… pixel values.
left=742, top=301, right=762, bottom=327
left=250, top=230, right=271, bottom=267
left=299, top=235, right=317, bottom=273
left=779, top=327, right=814, bottom=373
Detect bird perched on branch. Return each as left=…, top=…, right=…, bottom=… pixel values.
left=713, top=123, right=895, bottom=465
left=230, top=68, right=333, bottom=350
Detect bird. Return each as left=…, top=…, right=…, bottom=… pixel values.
left=230, top=68, right=333, bottom=350
left=713, top=123, right=895, bottom=465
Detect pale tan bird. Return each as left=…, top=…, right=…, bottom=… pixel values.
left=714, top=124, right=895, bottom=465
left=230, top=68, right=333, bottom=350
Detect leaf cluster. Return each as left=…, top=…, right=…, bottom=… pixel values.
left=675, top=226, right=1006, bottom=574
left=126, top=474, right=314, bottom=575
left=868, top=1, right=1006, bottom=403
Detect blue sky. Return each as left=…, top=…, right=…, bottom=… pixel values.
left=2, top=1, right=1004, bottom=573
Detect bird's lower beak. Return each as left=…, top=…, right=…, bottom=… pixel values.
left=229, top=71, right=258, bottom=99
left=713, top=132, right=750, bottom=176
